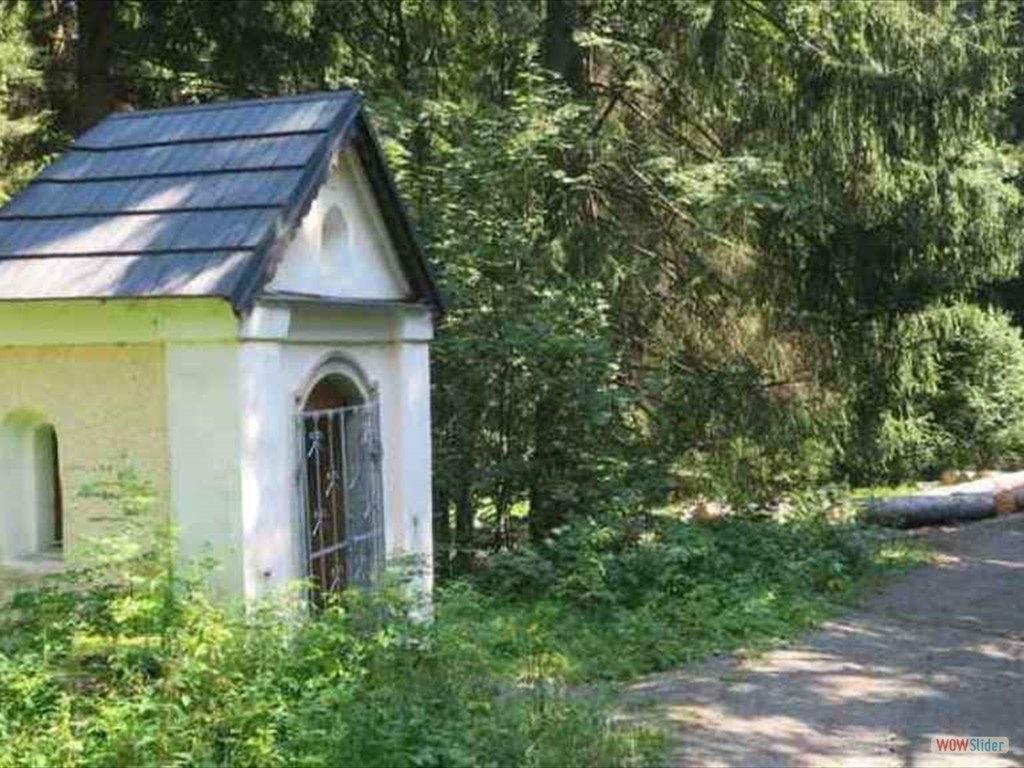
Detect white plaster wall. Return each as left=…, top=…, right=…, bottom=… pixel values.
left=0, top=420, right=32, bottom=560
left=267, top=150, right=412, bottom=301
left=389, top=339, right=434, bottom=592
left=30, top=427, right=56, bottom=551
left=237, top=339, right=297, bottom=598
left=236, top=303, right=434, bottom=598
left=165, top=343, right=245, bottom=596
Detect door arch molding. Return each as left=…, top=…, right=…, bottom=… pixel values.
left=295, top=352, right=377, bottom=409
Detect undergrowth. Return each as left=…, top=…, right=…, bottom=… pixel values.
left=0, top=559, right=660, bottom=768
left=0, top=492, right=923, bottom=767
left=458, top=491, right=926, bottom=681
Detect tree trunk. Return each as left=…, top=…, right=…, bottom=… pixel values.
left=528, top=393, right=563, bottom=541
left=28, top=0, right=76, bottom=134
left=543, top=0, right=589, bottom=95
left=863, top=473, right=1024, bottom=528
left=75, top=0, right=117, bottom=132
left=864, top=493, right=1001, bottom=528
left=542, top=0, right=599, bottom=274
left=454, top=484, right=475, bottom=572
left=432, top=489, right=451, bottom=580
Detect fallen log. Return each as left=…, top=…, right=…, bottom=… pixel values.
left=863, top=474, right=1024, bottom=528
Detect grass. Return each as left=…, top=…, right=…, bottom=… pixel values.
left=849, top=483, right=922, bottom=499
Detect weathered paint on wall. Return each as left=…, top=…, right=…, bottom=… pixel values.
left=0, top=344, right=170, bottom=559
left=0, top=299, right=237, bottom=347
left=164, top=342, right=245, bottom=596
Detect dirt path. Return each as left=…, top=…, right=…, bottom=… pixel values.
left=624, top=514, right=1024, bottom=767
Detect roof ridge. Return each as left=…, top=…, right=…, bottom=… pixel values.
left=101, top=90, right=358, bottom=122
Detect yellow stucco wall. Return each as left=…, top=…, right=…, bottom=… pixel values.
left=0, top=344, right=170, bottom=554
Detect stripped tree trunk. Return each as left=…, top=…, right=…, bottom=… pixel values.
left=863, top=473, right=1024, bottom=528
left=864, top=494, right=999, bottom=528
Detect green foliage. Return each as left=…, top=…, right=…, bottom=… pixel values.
left=0, top=547, right=661, bottom=768
left=0, top=2, right=53, bottom=202
left=850, top=304, right=1024, bottom=480
left=464, top=492, right=917, bottom=681
left=656, top=364, right=846, bottom=506
left=589, top=0, right=1024, bottom=497
left=386, top=80, right=643, bottom=537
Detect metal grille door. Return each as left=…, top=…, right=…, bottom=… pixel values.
left=297, top=400, right=385, bottom=601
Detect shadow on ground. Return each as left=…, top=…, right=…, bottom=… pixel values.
left=624, top=515, right=1024, bottom=767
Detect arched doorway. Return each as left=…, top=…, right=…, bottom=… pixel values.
left=298, top=369, right=384, bottom=604
left=0, top=412, right=64, bottom=562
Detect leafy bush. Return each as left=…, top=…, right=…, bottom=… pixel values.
left=466, top=494, right=914, bottom=681
left=0, top=548, right=660, bottom=768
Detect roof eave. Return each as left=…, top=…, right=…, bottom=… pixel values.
left=350, top=112, right=447, bottom=316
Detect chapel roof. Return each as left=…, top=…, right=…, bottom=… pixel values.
left=0, top=91, right=442, bottom=311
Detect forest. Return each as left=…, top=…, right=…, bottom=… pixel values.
left=1, top=1, right=1023, bottom=765
left=3, top=0, right=1024, bottom=559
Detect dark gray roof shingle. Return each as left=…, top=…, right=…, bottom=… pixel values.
left=0, top=91, right=442, bottom=311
